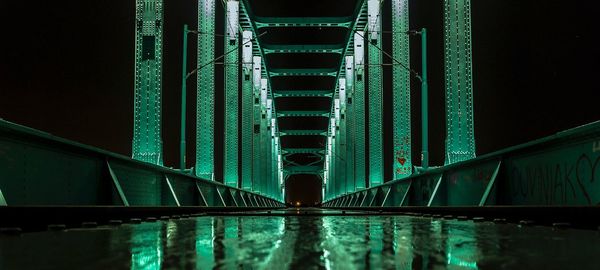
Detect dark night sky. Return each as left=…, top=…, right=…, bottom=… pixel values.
left=1, top=1, right=599, bottom=204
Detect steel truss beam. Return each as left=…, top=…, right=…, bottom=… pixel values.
left=273, top=90, right=333, bottom=98
left=253, top=16, right=353, bottom=29
left=277, top=111, right=330, bottom=117
left=279, top=130, right=327, bottom=136
left=268, top=68, right=338, bottom=77
left=263, top=44, right=344, bottom=55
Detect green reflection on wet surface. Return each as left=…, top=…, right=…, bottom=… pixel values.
left=1, top=213, right=600, bottom=269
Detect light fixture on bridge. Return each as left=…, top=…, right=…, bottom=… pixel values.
left=354, top=31, right=364, bottom=80
left=242, top=31, right=253, bottom=75
left=253, top=57, right=262, bottom=90
left=368, top=0, right=381, bottom=42
left=226, top=0, right=239, bottom=44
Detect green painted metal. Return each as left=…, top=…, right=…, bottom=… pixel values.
left=367, top=1, right=383, bottom=186
left=241, top=31, right=254, bottom=190
left=132, top=0, right=163, bottom=165
left=282, top=148, right=325, bottom=155
left=0, top=119, right=284, bottom=207
left=273, top=90, right=333, bottom=98
left=196, top=0, right=216, bottom=180
left=420, top=28, right=429, bottom=170
left=339, top=81, right=348, bottom=195
left=279, top=130, right=327, bottom=136
left=277, top=111, right=329, bottom=117
left=284, top=166, right=324, bottom=174
left=263, top=44, right=344, bottom=55
left=391, top=0, right=412, bottom=179
left=180, top=24, right=190, bottom=170
left=444, top=0, right=476, bottom=164
left=223, top=0, right=239, bottom=187
left=253, top=16, right=353, bottom=29
left=324, top=120, right=600, bottom=207
left=268, top=68, right=338, bottom=77
left=345, top=56, right=356, bottom=193
left=354, top=32, right=367, bottom=190
left=252, top=58, right=262, bottom=193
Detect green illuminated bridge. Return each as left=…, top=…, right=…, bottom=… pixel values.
left=1, top=0, right=600, bottom=269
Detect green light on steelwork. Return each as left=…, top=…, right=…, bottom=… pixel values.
left=223, top=0, right=240, bottom=187
left=132, top=0, right=164, bottom=165
left=196, top=0, right=216, bottom=180
left=392, top=0, right=412, bottom=178
left=444, top=0, right=476, bottom=164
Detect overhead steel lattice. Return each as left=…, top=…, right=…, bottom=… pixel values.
left=128, top=0, right=478, bottom=201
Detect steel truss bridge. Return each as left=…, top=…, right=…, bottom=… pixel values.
left=1, top=1, right=600, bottom=267
left=1, top=0, right=599, bottom=217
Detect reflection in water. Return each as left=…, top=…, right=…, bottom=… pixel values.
left=130, top=222, right=163, bottom=270
left=195, top=217, right=214, bottom=268
left=446, top=221, right=479, bottom=269
left=5, top=214, right=600, bottom=269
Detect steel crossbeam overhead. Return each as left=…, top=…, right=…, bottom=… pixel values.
left=284, top=165, right=324, bottom=174
left=281, top=148, right=326, bottom=155
left=263, top=44, right=344, bottom=55
left=277, top=111, right=330, bottom=117
left=279, top=130, right=328, bottom=136
left=268, top=68, right=338, bottom=77
left=253, top=16, right=353, bottom=29
left=273, top=90, right=334, bottom=98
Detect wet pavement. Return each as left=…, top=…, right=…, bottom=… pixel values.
left=1, top=209, right=600, bottom=269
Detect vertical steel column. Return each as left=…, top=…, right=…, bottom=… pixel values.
left=339, top=78, right=348, bottom=195
left=223, top=0, right=239, bottom=187
left=132, top=0, right=163, bottom=165
left=259, top=79, right=268, bottom=194
left=266, top=99, right=274, bottom=196
left=444, top=0, right=476, bottom=164
left=196, top=0, right=216, bottom=179
left=367, top=0, right=383, bottom=186
left=334, top=98, right=342, bottom=196
left=330, top=119, right=338, bottom=197
left=241, top=31, right=253, bottom=190
left=180, top=24, right=189, bottom=171
left=353, top=31, right=366, bottom=190
left=269, top=136, right=280, bottom=198
left=252, top=58, right=263, bottom=192
left=392, top=0, right=412, bottom=179
left=345, top=57, right=356, bottom=193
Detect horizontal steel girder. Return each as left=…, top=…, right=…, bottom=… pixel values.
left=282, top=148, right=326, bottom=155
left=283, top=165, right=324, bottom=174
left=254, top=16, right=353, bottom=29
left=280, top=130, right=328, bottom=136
left=277, top=110, right=330, bottom=117
left=273, top=90, right=334, bottom=98
left=262, top=44, right=344, bottom=55
left=269, top=68, right=338, bottom=77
